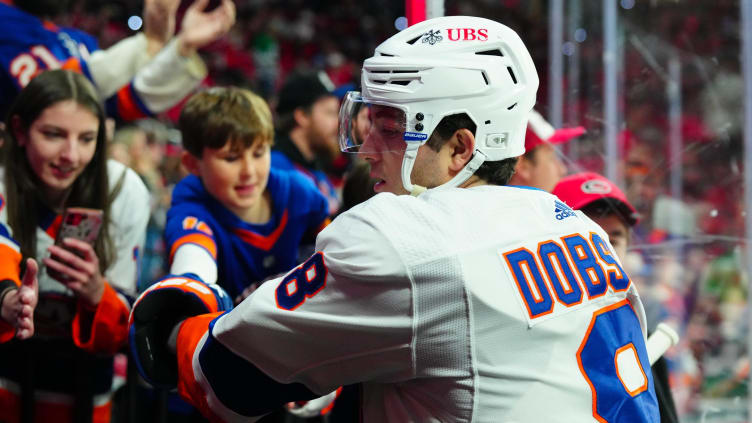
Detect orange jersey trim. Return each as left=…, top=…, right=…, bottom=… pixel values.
left=576, top=298, right=631, bottom=423
left=169, top=233, right=218, bottom=262
left=176, top=312, right=226, bottom=423
left=72, top=282, right=130, bottom=354
left=45, top=214, right=63, bottom=240
left=116, top=85, right=149, bottom=121
left=233, top=210, right=289, bottom=251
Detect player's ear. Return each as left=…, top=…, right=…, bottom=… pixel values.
left=448, top=128, right=476, bottom=172
left=181, top=151, right=201, bottom=176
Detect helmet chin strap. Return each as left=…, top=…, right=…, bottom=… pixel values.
left=401, top=144, right=487, bottom=196
left=400, top=143, right=425, bottom=196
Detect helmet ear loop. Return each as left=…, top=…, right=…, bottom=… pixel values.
left=436, top=150, right=488, bottom=190
left=401, top=142, right=426, bottom=196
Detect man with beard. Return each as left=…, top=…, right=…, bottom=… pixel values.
left=272, top=72, right=341, bottom=214
left=0, top=0, right=236, bottom=122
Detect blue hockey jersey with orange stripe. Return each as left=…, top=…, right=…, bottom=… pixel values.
left=0, top=2, right=207, bottom=122
left=165, top=168, right=330, bottom=300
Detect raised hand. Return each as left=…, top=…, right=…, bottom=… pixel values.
left=45, top=238, right=105, bottom=308
left=177, top=0, right=236, bottom=56
left=1, top=258, right=39, bottom=340
left=143, top=0, right=181, bottom=55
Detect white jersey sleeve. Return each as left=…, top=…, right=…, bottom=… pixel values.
left=213, top=205, right=414, bottom=393
left=105, top=160, right=150, bottom=296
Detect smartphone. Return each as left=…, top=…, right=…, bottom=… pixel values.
left=47, top=207, right=103, bottom=281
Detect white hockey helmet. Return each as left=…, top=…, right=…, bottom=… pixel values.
left=339, top=15, right=539, bottom=195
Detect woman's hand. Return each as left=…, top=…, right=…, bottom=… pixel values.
left=177, top=0, right=236, bottom=56
left=1, top=258, right=39, bottom=339
left=45, top=238, right=105, bottom=308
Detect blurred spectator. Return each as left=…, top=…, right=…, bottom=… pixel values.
left=272, top=71, right=341, bottom=214
left=508, top=110, right=584, bottom=192
left=0, top=0, right=236, bottom=123
left=553, top=171, right=679, bottom=423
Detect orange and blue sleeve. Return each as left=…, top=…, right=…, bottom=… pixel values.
left=106, top=83, right=152, bottom=122
left=166, top=214, right=218, bottom=264
left=72, top=281, right=132, bottom=354
left=176, top=313, right=318, bottom=421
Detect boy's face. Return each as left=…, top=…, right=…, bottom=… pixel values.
left=589, top=213, right=630, bottom=260
left=187, top=139, right=271, bottom=220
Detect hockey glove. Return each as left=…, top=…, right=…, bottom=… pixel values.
left=129, top=273, right=232, bottom=388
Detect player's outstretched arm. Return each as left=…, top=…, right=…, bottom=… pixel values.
left=128, top=273, right=233, bottom=388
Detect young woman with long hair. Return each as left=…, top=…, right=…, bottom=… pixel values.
left=0, top=69, right=149, bottom=423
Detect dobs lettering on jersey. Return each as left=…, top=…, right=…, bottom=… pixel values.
left=501, top=231, right=630, bottom=327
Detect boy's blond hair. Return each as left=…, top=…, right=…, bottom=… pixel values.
left=179, top=87, right=274, bottom=157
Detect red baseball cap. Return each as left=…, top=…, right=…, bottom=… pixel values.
left=525, top=110, right=586, bottom=151
left=552, top=172, right=640, bottom=226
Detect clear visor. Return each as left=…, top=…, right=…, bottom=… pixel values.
left=338, top=91, right=410, bottom=154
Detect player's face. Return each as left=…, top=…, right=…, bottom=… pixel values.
left=17, top=100, right=99, bottom=204
left=589, top=213, right=630, bottom=260
left=525, top=144, right=567, bottom=192
left=307, top=96, right=341, bottom=161
left=195, top=139, right=271, bottom=221
left=359, top=106, right=409, bottom=194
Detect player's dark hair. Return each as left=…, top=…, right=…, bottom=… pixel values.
left=179, top=87, right=274, bottom=157
left=3, top=69, right=115, bottom=270
left=426, top=113, right=518, bottom=186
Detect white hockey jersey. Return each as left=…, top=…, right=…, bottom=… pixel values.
left=178, top=185, right=659, bottom=422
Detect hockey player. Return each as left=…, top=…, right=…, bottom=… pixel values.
left=0, top=0, right=236, bottom=121
left=130, top=16, right=659, bottom=422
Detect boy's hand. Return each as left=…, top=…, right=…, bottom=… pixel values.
left=177, top=0, right=236, bottom=56
left=1, top=258, right=39, bottom=340
left=45, top=238, right=105, bottom=308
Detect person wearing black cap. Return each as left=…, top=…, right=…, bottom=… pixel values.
left=272, top=72, right=341, bottom=214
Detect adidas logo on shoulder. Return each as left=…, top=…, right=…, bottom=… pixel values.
left=555, top=199, right=575, bottom=221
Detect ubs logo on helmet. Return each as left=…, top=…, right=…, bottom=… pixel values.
left=447, top=28, right=489, bottom=42
left=422, top=30, right=443, bottom=45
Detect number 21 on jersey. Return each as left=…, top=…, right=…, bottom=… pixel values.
left=502, top=232, right=659, bottom=422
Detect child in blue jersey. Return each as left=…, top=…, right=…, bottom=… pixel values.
left=165, top=87, right=330, bottom=303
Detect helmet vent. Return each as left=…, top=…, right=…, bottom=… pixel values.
left=406, top=35, right=422, bottom=45
left=476, top=49, right=504, bottom=57
left=379, top=53, right=394, bottom=57
left=507, top=67, right=518, bottom=84
left=485, top=120, right=491, bottom=124
left=481, top=71, right=489, bottom=85
left=390, top=80, right=411, bottom=86
left=507, top=103, right=517, bottom=110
